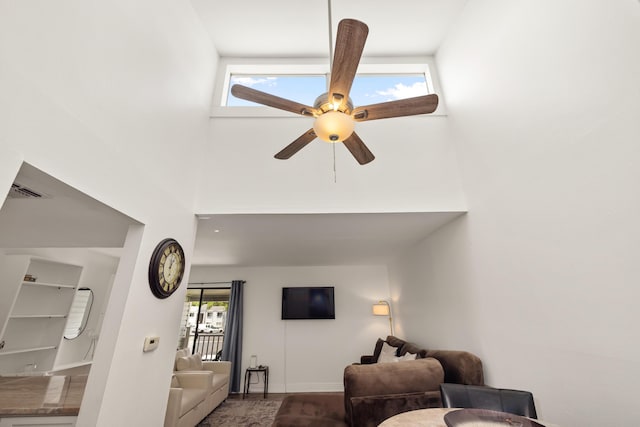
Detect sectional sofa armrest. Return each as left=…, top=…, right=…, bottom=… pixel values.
left=425, top=350, right=484, bottom=385
left=202, top=360, right=232, bottom=376
left=344, top=358, right=445, bottom=426
left=174, top=371, right=214, bottom=389
left=360, top=355, right=376, bottom=364
left=164, top=387, right=183, bottom=427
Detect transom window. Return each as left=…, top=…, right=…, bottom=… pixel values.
left=212, top=58, right=443, bottom=117
left=225, top=74, right=429, bottom=108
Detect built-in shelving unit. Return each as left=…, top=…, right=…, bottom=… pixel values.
left=0, top=255, right=82, bottom=375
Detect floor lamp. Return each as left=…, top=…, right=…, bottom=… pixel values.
left=372, top=300, right=394, bottom=336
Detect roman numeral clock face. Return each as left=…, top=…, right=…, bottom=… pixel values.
left=148, top=238, right=185, bottom=299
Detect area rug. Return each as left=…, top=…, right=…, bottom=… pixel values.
left=197, top=399, right=283, bottom=427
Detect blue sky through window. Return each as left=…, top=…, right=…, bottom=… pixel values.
left=226, top=74, right=428, bottom=108
left=227, top=75, right=326, bottom=106
left=350, top=75, right=428, bottom=105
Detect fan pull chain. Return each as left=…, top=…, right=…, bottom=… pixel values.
left=333, top=142, right=337, bottom=183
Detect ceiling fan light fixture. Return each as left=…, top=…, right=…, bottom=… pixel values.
left=228, top=19, right=438, bottom=164
left=313, top=111, right=355, bottom=143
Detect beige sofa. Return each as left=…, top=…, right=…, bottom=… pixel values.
left=164, top=349, right=231, bottom=427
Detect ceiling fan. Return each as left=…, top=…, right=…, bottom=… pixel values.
left=230, top=19, right=439, bottom=165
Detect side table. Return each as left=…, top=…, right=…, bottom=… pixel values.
left=243, top=365, right=269, bottom=398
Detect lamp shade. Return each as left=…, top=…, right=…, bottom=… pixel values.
left=372, top=301, right=390, bottom=316
left=313, top=111, right=355, bottom=143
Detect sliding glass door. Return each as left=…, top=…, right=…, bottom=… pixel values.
left=178, top=287, right=230, bottom=360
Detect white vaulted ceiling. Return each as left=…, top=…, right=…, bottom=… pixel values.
left=187, top=0, right=470, bottom=267
left=190, top=0, right=468, bottom=57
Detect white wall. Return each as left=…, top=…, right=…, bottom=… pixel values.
left=197, top=116, right=465, bottom=213
left=0, top=1, right=217, bottom=426
left=391, top=1, right=640, bottom=426
left=189, top=264, right=392, bottom=392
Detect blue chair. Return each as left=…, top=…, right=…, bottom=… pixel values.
left=440, top=383, right=537, bottom=419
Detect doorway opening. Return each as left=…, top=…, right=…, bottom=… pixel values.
left=0, top=162, right=138, bottom=376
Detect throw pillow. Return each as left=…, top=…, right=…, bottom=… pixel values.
left=379, top=350, right=418, bottom=363
left=176, top=348, right=190, bottom=359
left=175, top=354, right=203, bottom=371
left=191, top=353, right=203, bottom=370
left=398, top=352, right=417, bottom=361
left=175, top=356, right=190, bottom=371
left=372, top=338, right=385, bottom=362
left=377, top=342, right=400, bottom=363
left=173, top=348, right=190, bottom=370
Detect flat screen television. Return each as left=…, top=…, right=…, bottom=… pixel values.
left=281, top=286, right=335, bottom=320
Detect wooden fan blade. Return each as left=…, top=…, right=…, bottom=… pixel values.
left=328, top=19, right=369, bottom=109
left=231, top=84, right=318, bottom=117
left=342, top=132, right=375, bottom=165
left=352, top=94, right=439, bottom=122
left=275, top=129, right=317, bottom=159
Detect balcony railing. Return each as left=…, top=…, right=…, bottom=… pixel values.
left=189, top=333, right=224, bottom=361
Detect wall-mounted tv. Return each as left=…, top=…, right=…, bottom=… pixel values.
left=281, top=286, right=335, bottom=320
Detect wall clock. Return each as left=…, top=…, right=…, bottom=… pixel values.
left=148, top=238, right=185, bottom=299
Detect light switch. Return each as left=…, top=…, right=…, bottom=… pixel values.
left=143, top=336, right=160, bottom=352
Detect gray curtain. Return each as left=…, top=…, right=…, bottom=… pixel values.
left=221, top=280, right=244, bottom=392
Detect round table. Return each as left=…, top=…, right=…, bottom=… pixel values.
left=379, top=408, right=454, bottom=427
left=379, top=408, right=559, bottom=427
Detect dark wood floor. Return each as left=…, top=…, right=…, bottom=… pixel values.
left=229, top=391, right=343, bottom=401
left=228, top=392, right=290, bottom=401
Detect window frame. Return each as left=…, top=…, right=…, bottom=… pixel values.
left=211, top=56, right=446, bottom=117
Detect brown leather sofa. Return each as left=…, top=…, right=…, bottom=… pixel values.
left=362, top=336, right=484, bottom=386
left=273, top=336, right=484, bottom=427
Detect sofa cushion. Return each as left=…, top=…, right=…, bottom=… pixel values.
left=211, top=374, right=229, bottom=391
left=170, top=375, right=180, bottom=388
left=345, top=358, right=444, bottom=399
left=176, top=354, right=203, bottom=371
left=384, top=335, right=407, bottom=349
left=179, top=388, right=208, bottom=417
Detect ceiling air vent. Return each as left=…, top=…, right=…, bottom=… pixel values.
left=8, top=183, right=50, bottom=199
